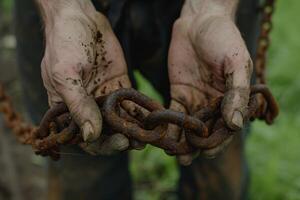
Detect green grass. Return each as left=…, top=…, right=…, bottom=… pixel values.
left=247, top=0, right=300, bottom=199
left=131, top=0, right=300, bottom=199
left=1, top=0, right=12, bottom=15
left=131, top=71, right=179, bottom=199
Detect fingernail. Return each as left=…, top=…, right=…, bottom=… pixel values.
left=232, top=111, right=244, bottom=129
left=82, top=122, right=94, bottom=142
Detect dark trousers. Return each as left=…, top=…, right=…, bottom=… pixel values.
left=14, top=0, right=261, bottom=199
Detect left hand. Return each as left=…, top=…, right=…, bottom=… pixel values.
left=167, top=11, right=253, bottom=165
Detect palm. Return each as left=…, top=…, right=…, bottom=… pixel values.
left=168, top=16, right=251, bottom=112
left=42, top=12, right=132, bottom=154
left=167, top=15, right=252, bottom=162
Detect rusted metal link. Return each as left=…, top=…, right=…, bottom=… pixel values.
left=251, top=84, right=279, bottom=124
left=143, top=110, right=208, bottom=137
left=102, top=89, right=167, bottom=142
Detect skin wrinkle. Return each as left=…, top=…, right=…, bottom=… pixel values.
left=90, top=74, right=130, bottom=97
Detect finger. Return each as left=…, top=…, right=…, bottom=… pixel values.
left=130, top=139, right=146, bottom=150
left=201, top=135, right=233, bottom=159
left=51, top=63, right=102, bottom=142
left=222, top=55, right=253, bottom=130
left=177, top=130, right=202, bottom=166
left=178, top=154, right=193, bottom=166
left=121, top=100, right=149, bottom=122
left=177, top=130, right=194, bottom=166
left=121, top=100, right=149, bottom=151
left=166, top=100, right=187, bottom=141
left=80, top=134, right=129, bottom=155
left=97, top=134, right=129, bottom=155
left=167, top=100, right=195, bottom=166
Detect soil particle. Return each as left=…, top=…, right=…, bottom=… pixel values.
left=101, top=86, right=107, bottom=94
left=96, top=31, right=103, bottom=43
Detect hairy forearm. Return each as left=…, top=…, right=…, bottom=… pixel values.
left=35, top=0, right=95, bottom=25
left=181, top=0, right=239, bottom=19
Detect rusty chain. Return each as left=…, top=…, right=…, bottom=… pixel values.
left=0, top=84, right=77, bottom=160
left=256, top=0, right=276, bottom=84
left=0, top=83, right=279, bottom=160
left=0, top=1, right=278, bottom=160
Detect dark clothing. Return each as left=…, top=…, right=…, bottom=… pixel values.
left=14, top=0, right=261, bottom=199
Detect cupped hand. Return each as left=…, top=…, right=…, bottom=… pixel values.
left=167, top=12, right=253, bottom=165
left=41, top=9, right=131, bottom=155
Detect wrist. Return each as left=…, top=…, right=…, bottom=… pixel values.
left=181, top=0, right=239, bottom=19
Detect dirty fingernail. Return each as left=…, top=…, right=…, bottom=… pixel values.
left=82, top=122, right=94, bottom=142
left=232, top=111, right=244, bottom=129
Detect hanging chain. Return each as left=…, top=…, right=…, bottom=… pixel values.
left=0, top=84, right=36, bottom=144
left=255, top=0, right=276, bottom=84
left=0, top=84, right=81, bottom=160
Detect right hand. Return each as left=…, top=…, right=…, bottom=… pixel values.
left=167, top=8, right=253, bottom=165
left=41, top=7, right=131, bottom=155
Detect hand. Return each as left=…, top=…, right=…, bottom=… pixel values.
left=167, top=9, right=252, bottom=165
left=41, top=5, right=131, bottom=155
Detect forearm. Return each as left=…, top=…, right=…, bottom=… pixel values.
left=35, top=0, right=96, bottom=26
left=181, top=0, right=239, bottom=19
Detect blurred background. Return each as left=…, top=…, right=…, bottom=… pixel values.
left=0, top=0, right=299, bottom=199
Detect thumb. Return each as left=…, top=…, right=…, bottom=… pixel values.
left=50, top=63, right=102, bottom=142
left=221, top=55, right=253, bottom=130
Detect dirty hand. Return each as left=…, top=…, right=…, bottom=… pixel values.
left=38, top=0, right=132, bottom=155
left=167, top=0, right=252, bottom=165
